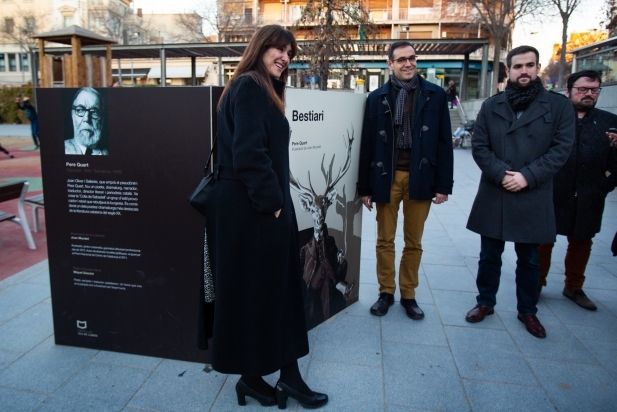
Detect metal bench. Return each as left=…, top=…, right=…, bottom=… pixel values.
left=0, top=181, right=36, bottom=250
left=24, top=194, right=44, bottom=233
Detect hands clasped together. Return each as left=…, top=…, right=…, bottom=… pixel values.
left=502, top=171, right=528, bottom=192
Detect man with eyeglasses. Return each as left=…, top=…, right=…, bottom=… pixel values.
left=358, top=41, right=453, bottom=320
left=465, top=45, right=574, bottom=338
left=538, top=70, right=617, bottom=310
left=65, top=87, right=109, bottom=155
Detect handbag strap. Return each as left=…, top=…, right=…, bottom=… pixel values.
left=204, top=134, right=218, bottom=175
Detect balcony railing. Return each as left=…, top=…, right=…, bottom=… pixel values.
left=257, top=6, right=477, bottom=26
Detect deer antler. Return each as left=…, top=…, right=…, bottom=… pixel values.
left=325, top=126, right=354, bottom=194
left=290, top=170, right=317, bottom=197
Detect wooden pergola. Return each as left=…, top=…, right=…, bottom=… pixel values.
left=32, top=26, right=117, bottom=88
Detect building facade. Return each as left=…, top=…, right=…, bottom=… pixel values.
left=217, top=0, right=507, bottom=98
left=0, top=0, right=152, bottom=85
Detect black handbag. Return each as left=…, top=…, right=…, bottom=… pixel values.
left=188, top=135, right=217, bottom=215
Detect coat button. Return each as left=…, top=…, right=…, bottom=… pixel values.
left=421, top=158, right=428, bottom=164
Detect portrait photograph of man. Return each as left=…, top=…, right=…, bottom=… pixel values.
left=64, top=87, right=109, bottom=155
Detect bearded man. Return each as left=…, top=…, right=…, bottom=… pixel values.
left=65, top=87, right=109, bottom=155
left=464, top=45, right=575, bottom=338
left=538, top=70, right=617, bottom=310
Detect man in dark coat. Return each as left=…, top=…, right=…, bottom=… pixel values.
left=538, top=70, right=617, bottom=310
left=465, top=45, right=575, bottom=338
left=358, top=41, right=453, bottom=320
left=15, top=97, right=39, bottom=148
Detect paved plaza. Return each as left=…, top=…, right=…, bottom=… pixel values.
left=1, top=147, right=617, bottom=411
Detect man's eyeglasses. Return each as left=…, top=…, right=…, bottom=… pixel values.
left=73, top=106, right=101, bottom=120
left=573, top=87, right=602, bottom=95
left=392, top=56, right=418, bottom=64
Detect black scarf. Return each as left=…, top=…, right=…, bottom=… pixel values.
left=505, top=77, right=544, bottom=112
left=390, top=74, right=419, bottom=149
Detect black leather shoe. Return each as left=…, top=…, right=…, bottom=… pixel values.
left=400, top=298, right=424, bottom=320
left=236, top=379, right=277, bottom=407
left=370, top=292, right=394, bottom=316
left=275, top=381, right=328, bottom=409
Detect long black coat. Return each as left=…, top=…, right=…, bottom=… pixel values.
left=204, top=75, right=309, bottom=376
left=553, top=108, right=617, bottom=239
left=466, top=89, right=575, bottom=244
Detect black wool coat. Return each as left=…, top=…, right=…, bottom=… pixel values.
left=466, top=89, right=575, bottom=244
left=203, top=75, right=309, bottom=376
left=553, top=108, right=617, bottom=239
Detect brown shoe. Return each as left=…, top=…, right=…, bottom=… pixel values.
left=465, top=304, right=494, bottom=323
left=517, top=314, right=546, bottom=338
left=562, top=287, right=597, bottom=311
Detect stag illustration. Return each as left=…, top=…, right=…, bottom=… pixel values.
left=290, top=128, right=355, bottom=322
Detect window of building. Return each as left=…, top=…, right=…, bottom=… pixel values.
left=24, top=17, right=35, bottom=34
left=64, top=16, right=74, bottom=27
left=0, top=54, right=5, bottom=71
left=4, top=18, right=14, bottom=34
left=8, top=53, right=17, bottom=71
left=20, top=53, right=29, bottom=72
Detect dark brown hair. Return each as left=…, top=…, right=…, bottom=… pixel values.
left=388, top=41, right=415, bottom=61
left=506, top=45, right=539, bottom=68
left=567, top=70, right=601, bottom=90
left=218, top=25, right=297, bottom=114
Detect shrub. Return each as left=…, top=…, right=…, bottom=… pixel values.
left=0, top=84, right=34, bottom=124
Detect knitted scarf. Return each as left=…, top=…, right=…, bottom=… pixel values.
left=505, top=77, right=544, bottom=112
left=390, top=74, right=419, bottom=149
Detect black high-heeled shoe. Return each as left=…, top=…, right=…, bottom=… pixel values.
left=275, top=380, right=328, bottom=409
left=235, top=379, right=277, bottom=407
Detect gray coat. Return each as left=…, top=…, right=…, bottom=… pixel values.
left=466, top=89, right=575, bottom=244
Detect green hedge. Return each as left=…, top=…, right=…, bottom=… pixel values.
left=0, top=84, right=34, bottom=124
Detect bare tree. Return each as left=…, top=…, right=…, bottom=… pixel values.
left=294, top=0, right=379, bottom=91
left=545, top=0, right=584, bottom=89
left=173, top=13, right=206, bottom=43
left=89, top=5, right=154, bottom=44
left=601, top=0, right=617, bottom=37
left=178, top=0, right=257, bottom=43
left=541, top=30, right=606, bottom=86
left=465, top=0, right=545, bottom=95
left=1, top=6, right=47, bottom=54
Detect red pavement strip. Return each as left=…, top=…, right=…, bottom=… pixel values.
left=0, top=144, right=48, bottom=281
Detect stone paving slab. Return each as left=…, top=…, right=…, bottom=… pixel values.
left=0, top=149, right=616, bottom=411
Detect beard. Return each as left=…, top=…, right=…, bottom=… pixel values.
left=572, top=98, right=596, bottom=113
left=75, top=128, right=102, bottom=148
left=513, top=75, right=533, bottom=88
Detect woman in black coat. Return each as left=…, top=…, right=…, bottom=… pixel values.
left=204, top=25, right=327, bottom=409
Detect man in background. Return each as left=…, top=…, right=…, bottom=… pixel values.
left=15, top=97, right=40, bottom=149
left=538, top=70, right=617, bottom=310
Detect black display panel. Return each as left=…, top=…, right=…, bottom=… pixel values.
left=38, top=87, right=215, bottom=362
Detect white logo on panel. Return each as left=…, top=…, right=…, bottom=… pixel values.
left=76, top=320, right=87, bottom=329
